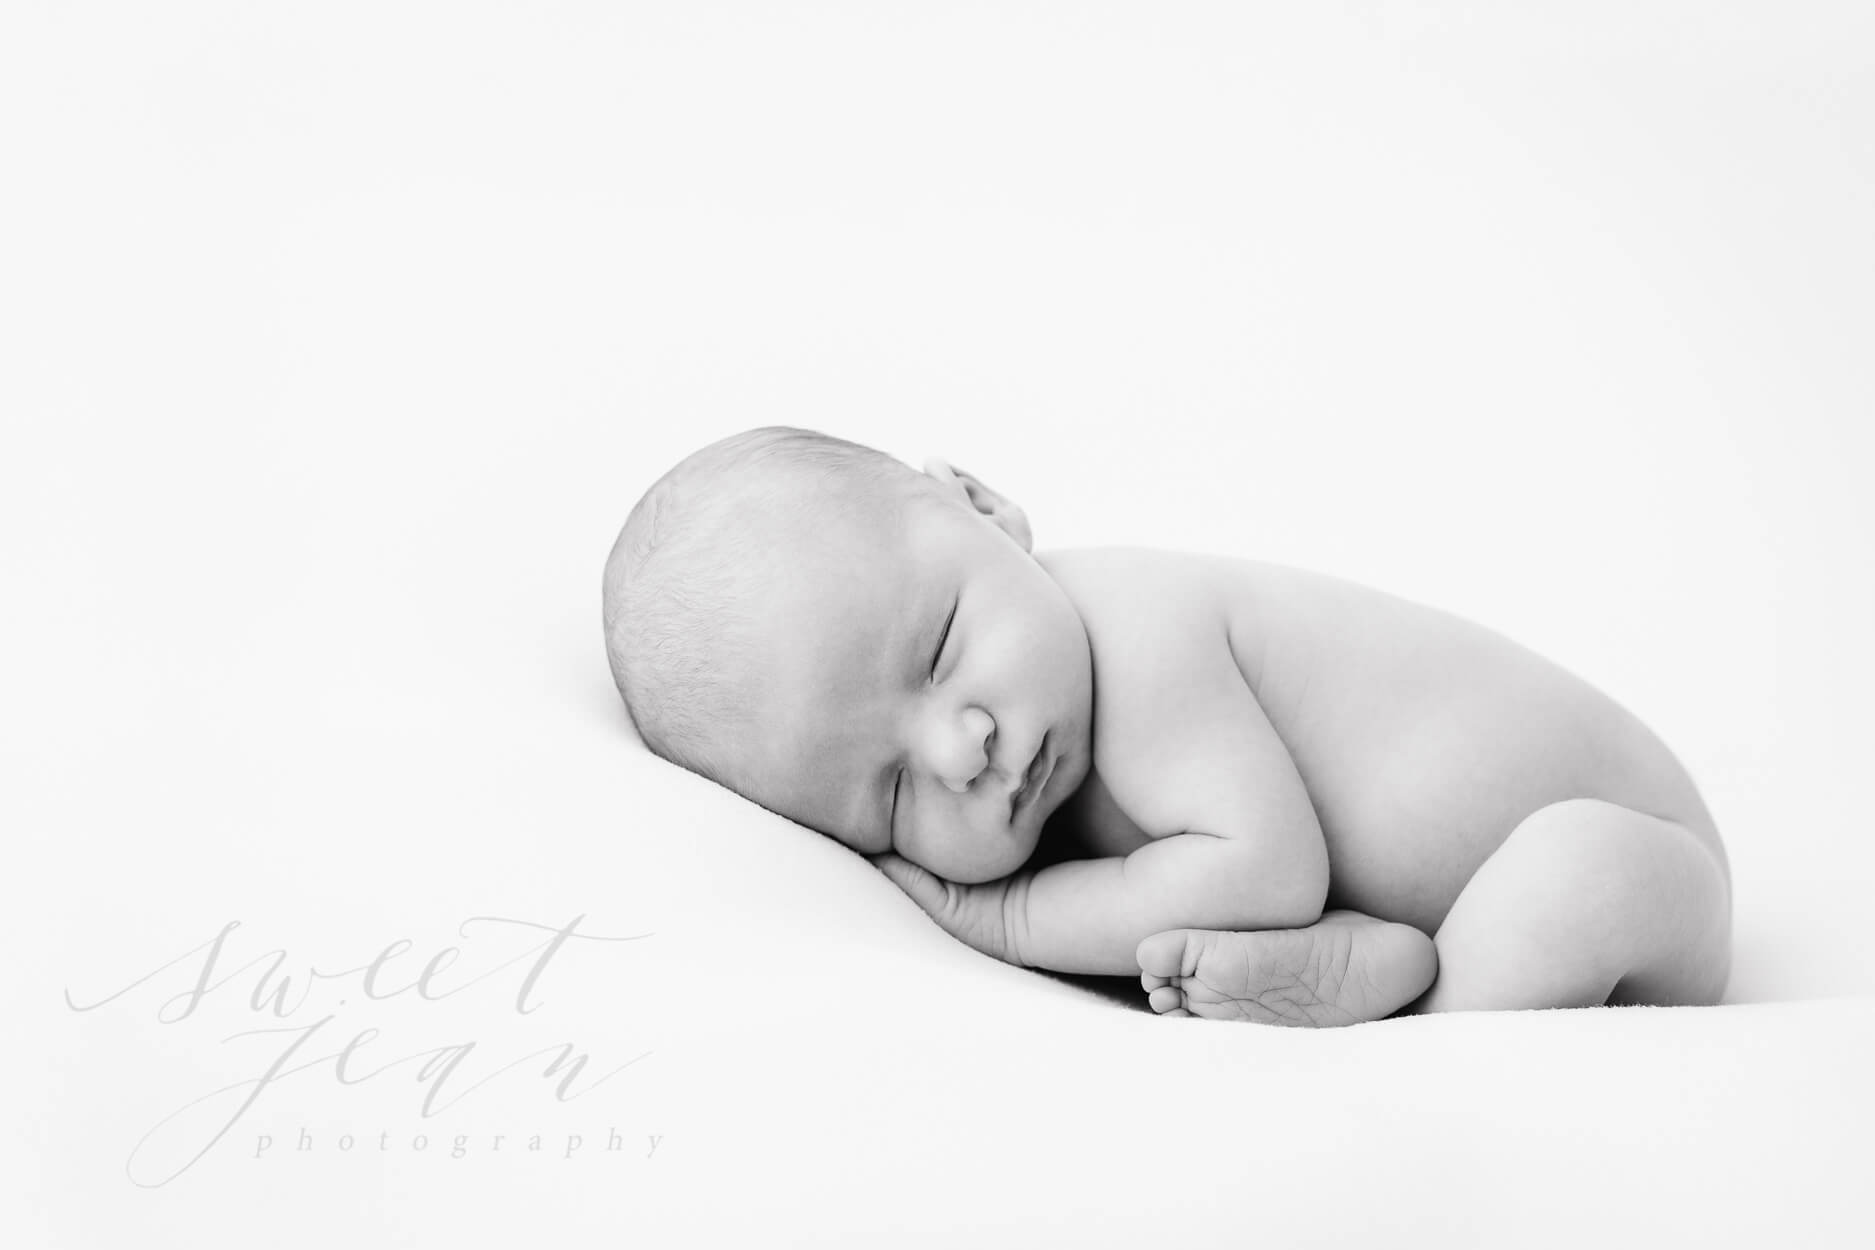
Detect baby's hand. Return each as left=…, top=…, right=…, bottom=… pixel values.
left=871, top=853, right=1029, bottom=967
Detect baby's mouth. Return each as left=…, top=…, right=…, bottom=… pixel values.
left=1009, top=732, right=1052, bottom=823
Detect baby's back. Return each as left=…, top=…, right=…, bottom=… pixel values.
left=1045, top=548, right=1723, bottom=937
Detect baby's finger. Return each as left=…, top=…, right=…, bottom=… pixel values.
left=869, top=852, right=950, bottom=916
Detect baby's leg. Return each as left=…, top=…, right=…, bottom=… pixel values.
left=1405, top=797, right=1731, bottom=1014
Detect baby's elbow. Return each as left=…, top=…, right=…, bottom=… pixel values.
left=1151, top=824, right=1331, bottom=933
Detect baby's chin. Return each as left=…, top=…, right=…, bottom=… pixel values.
left=937, top=824, right=1044, bottom=883
left=948, top=848, right=1034, bottom=885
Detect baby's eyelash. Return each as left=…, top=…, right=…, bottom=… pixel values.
left=932, top=601, right=957, bottom=677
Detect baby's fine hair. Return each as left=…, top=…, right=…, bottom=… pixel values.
left=601, top=425, right=918, bottom=785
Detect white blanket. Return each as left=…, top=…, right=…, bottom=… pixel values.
left=10, top=3, right=1873, bottom=1247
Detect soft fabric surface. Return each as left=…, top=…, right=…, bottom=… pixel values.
left=10, top=3, right=1873, bottom=1247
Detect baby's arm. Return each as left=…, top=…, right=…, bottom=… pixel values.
left=879, top=617, right=1333, bottom=977
left=1011, top=618, right=1331, bottom=975
left=872, top=860, right=1436, bottom=1025
left=1003, top=839, right=1318, bottom=976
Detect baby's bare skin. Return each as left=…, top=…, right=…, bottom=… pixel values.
left=1036, top=547, right=1732, bottom=1021
left=658, top=445, right=1734, bottom=1024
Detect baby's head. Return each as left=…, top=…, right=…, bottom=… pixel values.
left=603, top=426, right=1092, bottom=883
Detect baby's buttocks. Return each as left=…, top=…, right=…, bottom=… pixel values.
left=1225, top=559, right=1718, bottom=933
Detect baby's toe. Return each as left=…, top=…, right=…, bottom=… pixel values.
left=1136, top=929, right=1197, bottom=980
left=1146, top=984, right=1186, bottom=1014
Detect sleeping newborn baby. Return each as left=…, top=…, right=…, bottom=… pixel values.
left=602, top=426, right=1733, bottom=1024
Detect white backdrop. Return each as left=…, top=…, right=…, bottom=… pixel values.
left=8, top=4, right=1873, bottom=1247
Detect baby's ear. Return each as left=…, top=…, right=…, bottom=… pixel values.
left=922, top=457, right=1034, bottom=552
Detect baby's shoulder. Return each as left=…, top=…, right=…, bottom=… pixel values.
left=1036, top=545, right=1247, bottom=638
left=1037, top=546, right=1313, bottom=843
left=1036, top=544, right=1250, bottom=737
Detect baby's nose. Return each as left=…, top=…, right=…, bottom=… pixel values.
left=940, top=708, right=996, bottom=793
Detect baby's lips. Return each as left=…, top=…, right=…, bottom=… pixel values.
left=1010, top=732, right=1052, bottom=819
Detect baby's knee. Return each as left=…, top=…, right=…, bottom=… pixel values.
left=1504, top=798, right=1728, bottom=1000
left=1499, top=799, right=1648, bottom=909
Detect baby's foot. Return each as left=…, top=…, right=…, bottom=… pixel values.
left=1137, top=912, right=1436, bottom=1027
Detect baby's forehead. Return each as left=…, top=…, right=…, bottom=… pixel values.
left=743, top=529, right=933, bottom=688
left=756, top=537, right=914, bottom=642
left=708, top=475, right=943, bottom=659
left=747, top=479, right=923, bottom=564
